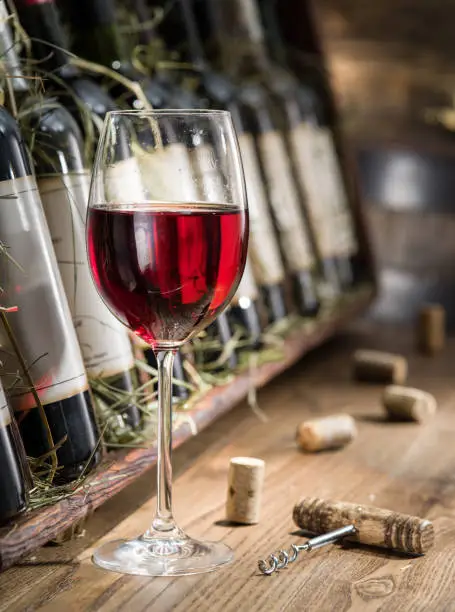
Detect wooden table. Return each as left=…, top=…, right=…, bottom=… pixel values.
left=2, top=322, right=455, bottom=611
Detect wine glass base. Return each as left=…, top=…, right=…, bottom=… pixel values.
left=92, top=534, right=234, bottom=577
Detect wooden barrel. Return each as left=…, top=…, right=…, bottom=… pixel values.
left=357, top=143, right=455, bottom=328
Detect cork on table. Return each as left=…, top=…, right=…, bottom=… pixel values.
left=2, top=322, right=455, bottom=612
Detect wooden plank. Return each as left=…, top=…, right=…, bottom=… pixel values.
left=2, top=321, right=455, bottom=611
left=0, top=289, right=374, bottom=573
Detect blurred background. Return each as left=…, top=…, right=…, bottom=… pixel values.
left=301, top=0, right=455, bottom=327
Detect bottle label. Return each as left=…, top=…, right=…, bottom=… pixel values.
left=0, top=176, right=89, bottom=412
left=258, top=130, right=314, bottom=272
left=191, top=144, right=226, bottom=203
left=237, top=133, right=285, bottom=285
left=289, top=122, right=338, bottom=257
left=38, top=172, right=135, bottom=379
left=0, top=384, right=11, bottom=427
left=138, top=143, right=199, bottom=202
left=191, top=143, right=259, bottom=304
left=105, top=156, right=145, bottom=203
left=316, top=129, right=358, bottom=256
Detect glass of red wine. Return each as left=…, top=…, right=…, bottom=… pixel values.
left=86, top=110, right=248, bottom=576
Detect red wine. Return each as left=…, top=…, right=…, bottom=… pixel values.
left=88, top=203, right=248, bottom=349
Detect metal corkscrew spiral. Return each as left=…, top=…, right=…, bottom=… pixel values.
left=258, top=524, right=357, bottom=575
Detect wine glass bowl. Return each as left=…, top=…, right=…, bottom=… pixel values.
left=88, top=111, right=248, bottom=350
left=86, top=110, right=248, bottom=576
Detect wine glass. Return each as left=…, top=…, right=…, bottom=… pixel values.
left=86, top=110, right=248, bottom=576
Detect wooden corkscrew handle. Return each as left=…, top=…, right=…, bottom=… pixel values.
left=293, top=497, right=434, bottom=554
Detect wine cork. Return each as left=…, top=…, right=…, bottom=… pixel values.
left=353, top=349, right=408, bottom=384
left=382, top=385, right=437, bottom=423
left=226, top=457, right=265, bottom=524
left=296, top=414, right=357, bottom=452
left=418, top=304, right=446, bottom=355
left=293, top=497, right=434, bottom=554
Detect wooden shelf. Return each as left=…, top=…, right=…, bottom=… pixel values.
left=0, top=288, right=374, bottom=571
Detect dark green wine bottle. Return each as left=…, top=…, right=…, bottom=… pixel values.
left=257, top=0, right=366, bottom=289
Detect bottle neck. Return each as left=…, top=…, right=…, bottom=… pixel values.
left=0, top=1, right=30, bottom=95
left=146, top=0, right=207, bottom=70
left=146, top=0, right=238, bottom=109
left=14, top=0, right=74, bottom=72
left=64, top=0, right=129, bottom=68
left=258, top=0, right=325, bottom=120
left=256, top=0, right=288, bottom=66
left=197, top=0, right=272, bottom=77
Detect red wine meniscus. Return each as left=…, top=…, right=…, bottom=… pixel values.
left=88, top=203, right=248, bottom=349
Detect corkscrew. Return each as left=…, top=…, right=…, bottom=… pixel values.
left=258, top=497, right=435, bottom=575
left=258, top=525, right=356, bottom=575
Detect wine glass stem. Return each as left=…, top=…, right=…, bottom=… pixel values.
left=152, top=350, right=176, bottom=533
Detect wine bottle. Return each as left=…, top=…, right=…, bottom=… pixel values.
left=197, top=318, right=238, bottom=373
left=100, top=138, right=197, bottom=401
left=0, top=0, right=141, bottom=429
left=193, top=0, right=321, bottom=318
left=212, top=0, right=352, bottom=295
left=229, top=258, right=263, bottom=349
left=138, top=0, right=290, bottom=326
left=37, top=149, right=142, bottom=430
left=128, top=335, right=190, bottom=401
left=198, top=0, right=342, bottom=300
left=63, top=0, right=232, bottom=382
left=131, top=118, right=240, bottom=381
left=65, top=0, right=243, bottom=372
left=0, top=382, right=27, bottom=523
left=58, top=0, right=171, bottom=110
left=127, top=0, right=263, bottom=344
left=192, top=130, right=263, bottom=347
left=257, top=0, right=364, bottom=289
left=132, top=125, right=240, bottom=373
left=0, top=105, right=100, bottom=481
left=14, top=0, right=195, bottom=396
left=14, top=0, right=140, bottom=178
left=14, top=0, right=123, bottom=132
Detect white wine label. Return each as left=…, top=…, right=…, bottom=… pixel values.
left=138, top=143, right=199, bottom=202
left=316, top=129, right=358, bottom=256
left=194, top=145, right=258, bottom=303
left=237, top=133, right=285, bottom=285
left=39, top=172, right=136, bottom=379
left=191, top=144, right=258, bottom=303
left=233, top=255, right=259, bottom=304
left=0, top=176, right=89, bottom=412
left=258, top=130, right=314, bottom=272
left=0, top=384, right=11, bottom=427
left=290, top=123, right=338, bottom=258
left=191, top=144, right=227, bottom=203
left=105, top=156, right=145, bottom=203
